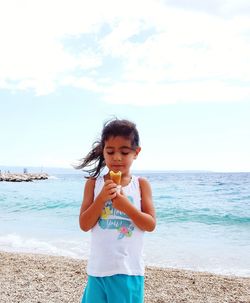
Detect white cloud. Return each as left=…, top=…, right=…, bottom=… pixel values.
left=0, top=0, right=250, bottom=103
left=162, top=0, right=250, bottom=17
left=101, top=80, right=250, bottom=105
left=62, top=76, right=101, bottom=92
left=0, top=0, right=105, bottom=95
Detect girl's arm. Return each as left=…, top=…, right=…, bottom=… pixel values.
left=79, top=178, right=117, bottom=232
left=112, top=178, right=156, bottom=232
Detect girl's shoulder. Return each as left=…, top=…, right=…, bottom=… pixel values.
left=138, top=176, right=150, bottom=185
left=84, top=176, right=103, bottom=196
left=85, top=175, right=103, bottom=184
left=84, top=177, right=96, bottom=190
left=137, top=176, right=152, bottom=191
left=86, top=175, right=104, bottom=189
left=85, top=177, right=96, bottom=184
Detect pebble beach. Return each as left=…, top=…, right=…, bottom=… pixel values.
left=0, top=251, right=249, bottom=303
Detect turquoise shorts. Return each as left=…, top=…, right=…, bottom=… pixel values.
left=81, top=274, right=144, bottom=303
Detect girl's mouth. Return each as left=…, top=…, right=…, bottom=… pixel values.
left=112, top=165, right=123, bottom=170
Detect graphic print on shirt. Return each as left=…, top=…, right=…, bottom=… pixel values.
left=99, top=195, right=135, bottom=239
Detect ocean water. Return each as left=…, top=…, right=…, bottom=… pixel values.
left=0, top=172, right=250, bottom=277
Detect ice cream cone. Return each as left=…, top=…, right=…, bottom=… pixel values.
left=110, top=171, right=122, bottom=193
left=109, top=171, right=122, bottom=185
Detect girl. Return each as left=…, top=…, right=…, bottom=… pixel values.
left=77, top=118, right=156, bottom=303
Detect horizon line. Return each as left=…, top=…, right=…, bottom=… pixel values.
left=0, top=165, right=249, bottom=174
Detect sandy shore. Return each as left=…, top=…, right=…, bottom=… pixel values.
left=0, top=251, right=249, bottom=303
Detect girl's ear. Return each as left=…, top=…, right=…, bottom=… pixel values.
left=134, top=147, right=141, bottom=159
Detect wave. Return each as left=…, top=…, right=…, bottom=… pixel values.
left=156, top=208, right=250, bottom=225
left=4, top=199, right=79, bottom=213
left=0, top=233, right=85, bottom=259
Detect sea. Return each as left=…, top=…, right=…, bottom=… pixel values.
left=0, top=169, right=250, bottom=277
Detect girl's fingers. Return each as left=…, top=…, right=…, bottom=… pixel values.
left=109, top=187, right=116, bottom=194
left=106, top=183, right=117, bottom=191
left=110, top=192, right=117, bottom=199
left=105, top=180, right=115, bottom=186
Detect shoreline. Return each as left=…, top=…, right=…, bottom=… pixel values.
left=0, top=251, right=249, bottom=303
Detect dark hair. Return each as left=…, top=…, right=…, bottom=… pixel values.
left=75, top=118, right=140, bottom=178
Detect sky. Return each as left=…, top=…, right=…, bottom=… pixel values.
left=0, top=0, right=250, bottom=172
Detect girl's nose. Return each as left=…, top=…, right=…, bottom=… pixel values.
left=113, top=152, right=122, bottom=161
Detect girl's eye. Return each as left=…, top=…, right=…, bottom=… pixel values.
left=106, top=151, right=130, bottom=156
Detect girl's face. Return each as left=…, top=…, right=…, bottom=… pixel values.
left=103, top=136, right=141, bottom=176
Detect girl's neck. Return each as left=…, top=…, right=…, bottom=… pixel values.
left=120, top=174, right=132, bottom=187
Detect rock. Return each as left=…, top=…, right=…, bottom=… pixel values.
left=0, top=173, right=49, bottom=182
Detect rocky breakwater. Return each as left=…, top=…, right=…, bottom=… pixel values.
left=0, top=173, right=49, bottom=182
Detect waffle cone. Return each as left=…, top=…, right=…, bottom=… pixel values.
left=109, top=171, right=122, bottom=185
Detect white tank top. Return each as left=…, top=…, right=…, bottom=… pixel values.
left=87, top=175, right=145, bottom=277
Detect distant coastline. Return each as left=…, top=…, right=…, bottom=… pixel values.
left=0, top=173, right=49, bottom=182
left=0, top=165, right=249, bottom=175
left=0, top=166, right=81, bottom=175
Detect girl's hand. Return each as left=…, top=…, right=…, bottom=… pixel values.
left=112, top=190, right=132, bottom=214
left=97, top=180, right=117, bottom=202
